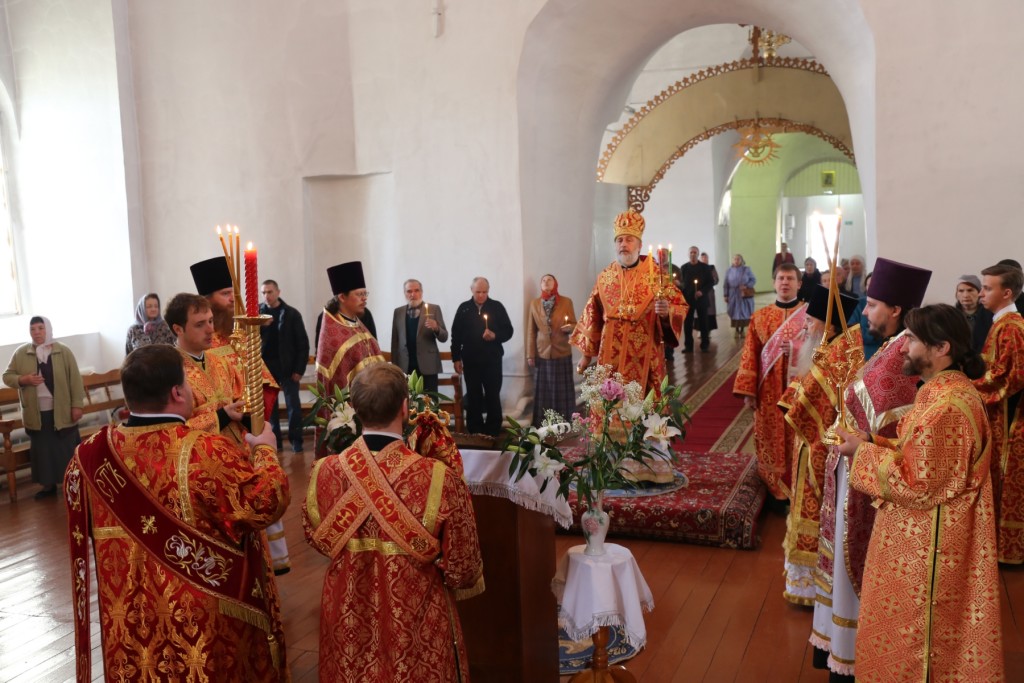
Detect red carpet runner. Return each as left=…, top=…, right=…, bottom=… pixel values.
left=682, top=369, right=750, bottom=453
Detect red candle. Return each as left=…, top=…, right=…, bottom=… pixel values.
left=244, top=242, right=258, bottom=316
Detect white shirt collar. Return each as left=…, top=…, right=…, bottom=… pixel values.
left=994, top=302, right=1019, bottom=322
left=362, top=429, right=403, bottom=440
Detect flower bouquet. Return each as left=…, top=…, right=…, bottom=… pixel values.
left=504, top=365, right=689, bottom=554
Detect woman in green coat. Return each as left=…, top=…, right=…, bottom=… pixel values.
left=2, top=317, right=85, bottom=498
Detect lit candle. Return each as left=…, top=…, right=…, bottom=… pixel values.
left=233, top=226, right=241, bottom=286
left=216, top=225, right=230, bottom=266
left=244, top=242, right=259, bottom=317
left=424, top=302, right=430, bottom=319
left=668, top=243, right=672, bottom=267
left=647, top=246, right=654, bottom=275
left=483, top=313, right=489, bottom=331
left=564, top=314, right=569, bottom=326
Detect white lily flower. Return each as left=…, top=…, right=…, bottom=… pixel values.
left=327, top=402, right=356, bottom=433
left=642, top=413, right=681, bottom=446
left=532, top=448, right=566, bottom=478
left=621, top=400, right=645, bottom=423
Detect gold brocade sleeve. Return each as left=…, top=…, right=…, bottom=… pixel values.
left=435, top=469, right=484, bottom=595
left=570, top=283, right=604, bottom=358
left=850, top=390, right=986, bottom=510
left=662, top=286, right=687, bottom=348
left=973, top=316, right=1024, bottom=406
left=733, top=317, right=761, bottom=397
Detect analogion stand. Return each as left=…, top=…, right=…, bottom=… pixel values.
left=551, top=544, right=654, bottom=682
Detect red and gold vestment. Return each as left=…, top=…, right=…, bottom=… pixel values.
left=570, top=256, right=686, bottom=397
left=64, top=420, right=290, bottom=682
left=973, top=311, right=1024, bottom=563
left=778, top=327, right=862, bottom=605
left=180, top=348, right=245, bottom=440
left=849, top=370, right=1002, bottom=683
left=732, top=301, right=807, bottom=499
left=314, top=311, right=385, bottom=457
left=302, top=437, right=484, bottom=682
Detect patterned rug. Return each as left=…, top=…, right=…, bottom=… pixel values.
left=558, top=624, right=637, bottom=675
left=562, top=351, right=766, bottom=549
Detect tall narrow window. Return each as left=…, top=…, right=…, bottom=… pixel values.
left=0, top=134, right=20, bottom=316
left=806, top=213, right=839, bottom=269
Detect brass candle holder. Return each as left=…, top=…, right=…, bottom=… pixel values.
left=234, top=313, right=272, bottom=435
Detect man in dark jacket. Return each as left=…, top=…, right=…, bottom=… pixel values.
left=451, top=277, right=513, bottom=435
left=260, top=279, right=310, bottom=452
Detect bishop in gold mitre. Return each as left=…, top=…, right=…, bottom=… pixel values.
left=570, top=209, right=687, bottom=397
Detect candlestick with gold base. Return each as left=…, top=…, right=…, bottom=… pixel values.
left=235, top=314, right=272, bottom=434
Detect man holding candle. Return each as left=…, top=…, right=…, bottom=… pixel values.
left=191, top=256, right=290, bottom=574
left=390, top=278, right=448, bottom=394
left=679, top=245, right=715, bottom=352
left=451, top=276, right=514, bottom=436
left=316, top=261, right=386, bottom=454
left=571, top=210, right=687, bottom=397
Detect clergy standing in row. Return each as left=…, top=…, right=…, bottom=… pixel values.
left=66, top=345, right=289, bottom=682
left=302, top=362, right=483, bottom=682
left=733, top=262, right=807, bottom=500
left=838, top=304, right=1003, bottom=683
left=571, top=209, right=687, bottom=397
left=190, top=256, right=291, bottom=574
left=974, top=262, right=1024, bottom=563
left=315, top=261, right=385, bottom=456
left=810, top=257, right=931, bottom=681
left=778, top=285, right=860, bottom=606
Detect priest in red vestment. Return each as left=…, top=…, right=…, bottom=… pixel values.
left=810, top=257, right=931, bottom=681
left=974, top=262, right=1024, bottom=563
left=732, top=262, right=807, bottom=500
left=315, top=260, right=385, bottom=457
left=303, top=362, right=484, bottom=682
left=839, top=304, right=1003, bottom=683
left=571, top=209, right=687, bottom=397
left=65, top=345, right=289, bottom=683
left=778, top=285, right=860, bottom=605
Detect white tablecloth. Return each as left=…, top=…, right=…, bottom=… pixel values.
left=460, top=449, right=573, bottom=528
left=551, top=543, right=654, bottom=649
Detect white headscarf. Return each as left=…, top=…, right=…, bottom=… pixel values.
left=32, top=317, right=55, bottom=364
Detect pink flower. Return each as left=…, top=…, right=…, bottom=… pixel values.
left=582, top=516, right=602, bottom=535
left=599, top=379, right=625, bottom=402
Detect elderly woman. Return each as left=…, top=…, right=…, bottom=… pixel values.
left=526, top=274, right=577, bottom=426
left=125, top=293, right=176, bottom=354
left=723, top=254, right=756, bottom=337
left=3, top=317, right=85, bottom=498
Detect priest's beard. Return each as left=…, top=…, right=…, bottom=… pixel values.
left=617, top=249, right=640, bottom=268
left=793, top=321, right=825, bottom=378
left=902, top=354, right=930, bottom=377
left=212, top=304, right=234, bottom=337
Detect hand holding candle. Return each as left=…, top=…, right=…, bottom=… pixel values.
left=483, top=313, right=489, bottom=330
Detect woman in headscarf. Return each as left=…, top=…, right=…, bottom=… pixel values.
left=3, top=317, right=85, bottom=498
left=526, top=274, right=577, bottom=426
left=124, top=293, right=176, bottom=354
left=723, top=254, right=756, bottom=337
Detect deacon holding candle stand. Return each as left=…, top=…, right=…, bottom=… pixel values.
left=191, top=240, right=291, bottom=575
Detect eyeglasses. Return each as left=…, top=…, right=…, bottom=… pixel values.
left=350, top=290, right=369, bottom=300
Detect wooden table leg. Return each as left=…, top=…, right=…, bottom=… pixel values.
left=569, top=627, right=637, bottom=683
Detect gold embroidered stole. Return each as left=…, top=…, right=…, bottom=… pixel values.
left=311, top=439, right=444, bottom=563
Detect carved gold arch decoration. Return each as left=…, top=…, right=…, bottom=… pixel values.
left=599, top=56, right=855, bottom=212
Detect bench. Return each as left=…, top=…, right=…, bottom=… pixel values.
left=0, top=369, right=124, bottom=502
left=297, top=351, right=464, bottom=434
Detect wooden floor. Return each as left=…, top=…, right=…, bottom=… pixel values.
left=2, top=308, right=1023, bottom=682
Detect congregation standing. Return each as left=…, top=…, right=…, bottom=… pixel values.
left=4, top=207, right=1021, bottom=682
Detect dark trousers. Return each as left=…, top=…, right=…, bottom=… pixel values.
left=684, top=297, right=710, bottom=348
left=463, top=360, right=503, bottom=435
left=270, top=375, right=304, bottom=449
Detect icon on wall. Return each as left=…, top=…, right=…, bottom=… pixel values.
left=821, top=170, right=836, bottom=190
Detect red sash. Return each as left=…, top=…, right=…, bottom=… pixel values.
left=759, top=303, right=808, bottom=389
left=311, top=439, right=443, bottom=563
left=66, top=426, right=275, bottom=682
